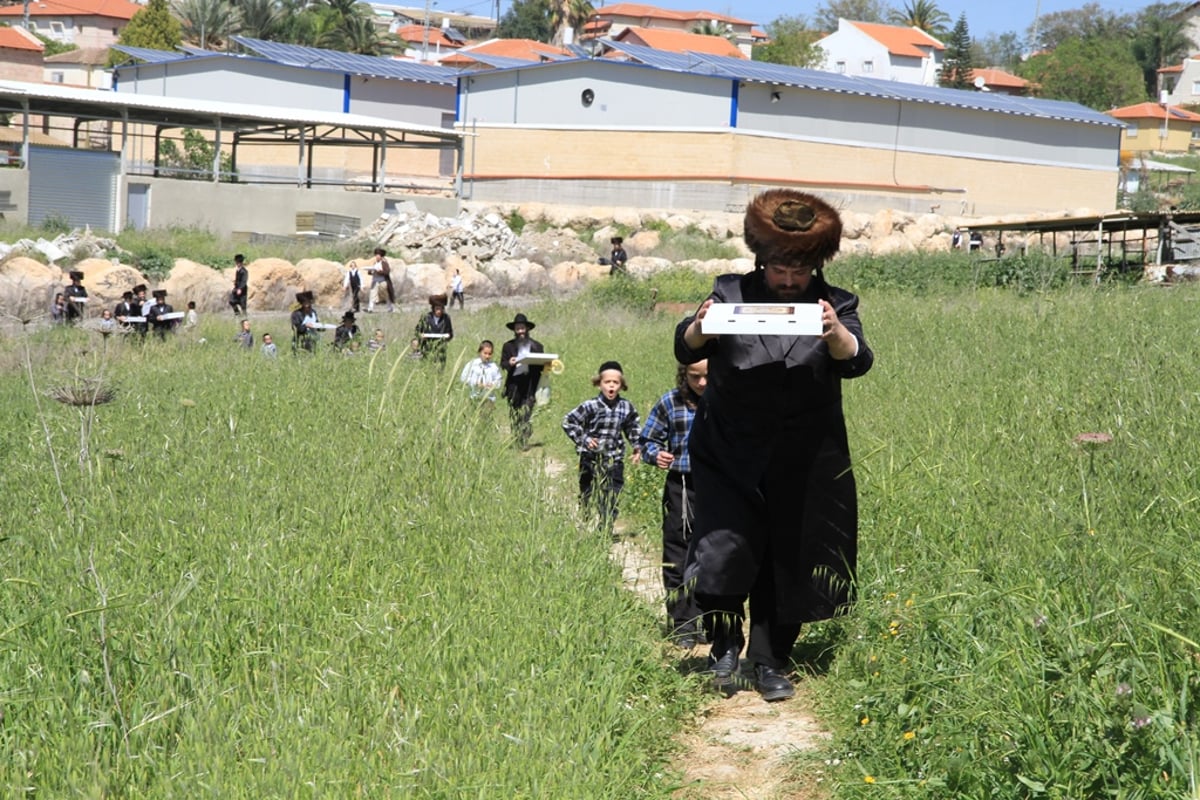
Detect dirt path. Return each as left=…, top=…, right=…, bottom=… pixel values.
left=611, top=538, right=829, bottom=799
left=543, top=453, right=829, bottom=798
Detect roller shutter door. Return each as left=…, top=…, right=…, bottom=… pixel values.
left=28, top=146, right=120, bottom=232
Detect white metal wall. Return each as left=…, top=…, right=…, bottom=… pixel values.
left=28, top=146, right=119, bottom=231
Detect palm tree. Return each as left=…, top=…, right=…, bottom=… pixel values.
left=173, top=0, right=239, bottom=49
left=231, top=0, right=282, bottom=40
left=549, top=0, right=592, bottom=46
left=691, top=19, right=734, bottom=40
left=1132, top=14, right=1190, bottom=100
left=888, top=0, right=951, bottom=38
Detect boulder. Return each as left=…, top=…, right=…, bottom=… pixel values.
left=161, top=259, right=226, bottom=312
left=627, top=230, right=661, bottom=254
left=0, top=256, right=62, bottom=321
left=664, top=213, right=695, bottom=232
left=246, top=257, right=303, bottom=311
left=481, top=258, right=549, bottom=294
left=869, top=209, right=896, bottom=240
left=442, top=254, right=498, bottom=298
left=404, top=262, right=450, bottom=299
left=870, top=232, right=917, bottom=256
left=295, top=258, right=347, bottom=309
left=612, top=207, right=642, bottom=228
left=626, top=256, right=675, bottom=278
left=512, top=229, right=598, bottom=267
left=547, top=261, right=609, bottom=292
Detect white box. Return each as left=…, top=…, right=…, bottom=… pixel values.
left=516, top=352, right=559, bottom=366
left=420, top=333, right=450, bottom=339
left=700, top=302, right=822, bottom=336
left=157, top=311, right=185, bottom=321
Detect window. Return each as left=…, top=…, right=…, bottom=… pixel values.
left=1192, top=126, right=1200, bottom=140
left=862, top=60, right=873, bottom=73
left=1192, top=80, right=1200, bottom=95
left=835, top=60, right=846, bottom=73
left=49, top=21, right=63, bottom=33
left=50, top=71, right=64, bottom=83
left=1126, top=124, right=1138, bottom=138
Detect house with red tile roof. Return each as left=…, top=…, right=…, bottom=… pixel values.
left=0, top=26, right=44, bottom=84
left=438, top=38, right=571, bottom=69
left=393, top=23, right=464, bottom=62
left=44, top=46, right=112, bottom=89
left=1156, top=54, right=1200, bottom=107
left=610, top=26, right=746, bottom=59
left=816, top=19, right=943, bottom=85
left=972, top=67, right=1030, bottom=96
left=0, top=0, right=143, bottom=50
left=1108, top=102, right=1200, bottom=152
left=581, top=3, right=763, bottom=57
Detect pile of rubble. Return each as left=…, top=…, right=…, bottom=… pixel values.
left=360, top=203, right=520, bottom=264
left=0, top=229, right=126, bottom=264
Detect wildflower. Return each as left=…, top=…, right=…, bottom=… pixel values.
left=179, top=398, right=196, bottom=408
left=1073, top=431, right=1113, bottom=447
left=1033, top=613, right=1048, bottom=628
left=1132, top=704, right=1151, bottom=729
left=860, top=716, right=870, bottom=726
left=1116, top=682, right=1132, bottom=697
left=864, top=775, right=876, bottom=784
left=903, top=731, right=916, bottom=740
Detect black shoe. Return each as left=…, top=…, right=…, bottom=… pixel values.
left=753, top=664, right=795, bottom=702
left=708, top=646, right=740, bottom=690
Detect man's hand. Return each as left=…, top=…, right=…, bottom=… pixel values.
left=655, top=451, right=674, bottom=469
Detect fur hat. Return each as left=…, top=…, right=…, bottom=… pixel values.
left=152, top=289, right=167, bottom=298
left=69, top=270, right=84, bottom=281
left=429, top=293, right=448, bottom=308
left=296, top=290, right=314, bottom=304
left=743, top=189, right=842, bottom=266
left=132, top=284, right=147, bottom=294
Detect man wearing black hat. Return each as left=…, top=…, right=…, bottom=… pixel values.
left=129, top=284, right=150, bottom=338
left=63, top=270, right=88, bottom=324
left=230, top=254, right=249, bottom=315
left=333, top=310, right=359, bottom=350
left=609, top=237, right=628, bottom=276
left=500, top=312, right=545, bottom=450
left=114, top=290, right=136, bottom=325
left=146, top=289, right=176, bottom=339
left=415, top=294, right=453, bottom=367
left=291, top=291, right=320, bottom=353
left=676, top=189, right=874, bottom=703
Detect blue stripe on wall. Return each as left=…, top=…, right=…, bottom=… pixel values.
left=343, top=74, right=351, bottom=113
left=729, top=80, right=738, bottom=128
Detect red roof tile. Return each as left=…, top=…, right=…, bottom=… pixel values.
left=973, top=67, right=1028, bottom=89
left=591, top=3, right=755, bottom=27
left=440, top=37, right=570, bottom=64
left=846, top=21, right=943, bottom=58
left=393, top=24, right=459, bottom=47
left=1108, top=102, right=1200, bottom=122
left=0, top=27, right=43, bottom=51
left=614, top=25, right=745, bottom=58
left=0, top=0, right=142, bottom=20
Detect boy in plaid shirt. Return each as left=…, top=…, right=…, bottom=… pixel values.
left=562, top=361, right=641, bottom=535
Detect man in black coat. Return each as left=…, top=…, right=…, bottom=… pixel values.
left=230, top=254, right=248, bottom=315
left=675, top=189, right=874, bottom=703
left=500, top=312, right=545, bottom=450
left=146, top=289, right=176, bottom=340
left=63, top=270, right=88, bottom=324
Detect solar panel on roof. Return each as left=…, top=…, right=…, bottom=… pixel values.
left=600, top=41, right=724, bottom=75
left=231, top=36, right=458, bottom=85
left=110, top=45, right=189, bottom=64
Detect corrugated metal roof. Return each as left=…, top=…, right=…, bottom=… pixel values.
left=0, top=78, right=462, bottom=140
left=588, top=43, right=1119, bottom=127
left=231, top=36, right=457, bottom=85
left=110, top=45, right=192, bottom=65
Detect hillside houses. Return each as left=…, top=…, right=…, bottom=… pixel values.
left=815, top=19, right=944, bottom=86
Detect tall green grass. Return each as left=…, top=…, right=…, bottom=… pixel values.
left=7, top=273, right=1200, bottom=798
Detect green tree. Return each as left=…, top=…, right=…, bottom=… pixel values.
left=888, top=0, right=950, bottom=38
left=31, top=31, right=78, bottom=57
left=691, top=19, right=735, bottom=39
left=753, top=15, right=823, bottom=68
left=938, top=12, right=973, bottom=89
left=173, top=0, right=238, bottom=49
left=1029, top=2, right=1132, bottom=52
left=1019, top=35, right=1146, bottom=109
left=232, top=0, right=283, bottom=40
left=972, top=31, right=1024, bottom=71
left=158, top=129, right=235, bottom=181
left=110, top=0, right=182, bottom=64
left=813, top=0, right=892, bottom=32
left=496, top=0, right=552, bottom=43
left=1131, top=4, right=1190, bottom=100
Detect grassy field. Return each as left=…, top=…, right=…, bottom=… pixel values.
left=3, top=265, right=1200, bottom=797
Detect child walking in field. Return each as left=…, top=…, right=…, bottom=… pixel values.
left=562, top=361, right=640, bottom=536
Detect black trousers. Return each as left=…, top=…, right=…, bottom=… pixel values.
left=578, top=452, right=624, bottom=532
left=696, top=540, right=802, bottom=670
left=662, top=471, right=701, bottom=634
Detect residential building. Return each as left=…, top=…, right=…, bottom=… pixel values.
left=0, top=0, right=143, bottom=50
left=609, top=27, right=746, bottom=60
left=44, top=46, right=112, bottom=89
left=816, top=19, right=943, bottom=86
left=1108, top=102, right=1200, bottom=153
left=0, top=27, right=44, bottom=84
left=1156, top=54, right=1200, bottom=106
left=972, top=67, right=1030, bottom=96
left=581, top=3, right=763, bottom=57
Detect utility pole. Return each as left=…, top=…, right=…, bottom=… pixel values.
left=421, top=0, right=435, bottom=62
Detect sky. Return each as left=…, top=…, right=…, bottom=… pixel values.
left=451, top=0, right=1155, bottom=40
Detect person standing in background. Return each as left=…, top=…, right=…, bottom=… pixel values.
left=230, top=254, right=248, bottom=315
left=500, top=312, right=545, bottom=450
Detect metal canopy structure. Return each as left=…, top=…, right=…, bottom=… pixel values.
left=0, top=78, right=464, bottom=192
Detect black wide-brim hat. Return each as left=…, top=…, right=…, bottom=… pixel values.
left=152, top=289, right=167, bottom=298
left=69, top=270, right=84, bottom=280
left=132, top=283, right=147, bottom=294
left=743, top=189, right=842, bottom=266
left=296, top=291, right=314, bottom=304
left=342, top=311, right=356, bottom=322
left=505, top=312, right=535, bottom=331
